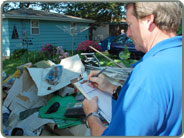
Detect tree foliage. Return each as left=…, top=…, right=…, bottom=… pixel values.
left=2, top=2, right=125, bottom=23
left=59, top=2, right=125, bottom=23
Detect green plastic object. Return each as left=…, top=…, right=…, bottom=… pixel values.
left=54, top=118, right=81, bottom=129
left=39, top=96, right=77, bottom=119
left=39, top=96, right=82, bottom=129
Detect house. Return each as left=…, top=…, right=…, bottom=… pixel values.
left=92, top=18, right=127, bottom=42
left=2, top=8, right=95, bottom=57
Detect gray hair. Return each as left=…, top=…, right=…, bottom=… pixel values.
left=125, top=2, right=182, bottom=32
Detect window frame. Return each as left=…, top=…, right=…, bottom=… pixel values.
left=30, top=20, right=40, bottom=35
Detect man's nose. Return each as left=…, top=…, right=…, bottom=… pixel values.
left=126, top=28, right=131, bottom=37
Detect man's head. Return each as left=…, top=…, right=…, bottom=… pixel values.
left=125, top=2, right=182, bottom=53
left=121, top=29, right=125, bottom=34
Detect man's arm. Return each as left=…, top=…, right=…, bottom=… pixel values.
left=83, top=96, right=106, bottom=136
left=87, top=115, right=106, bottom=136
left=83, top=70, right=118, bottom=135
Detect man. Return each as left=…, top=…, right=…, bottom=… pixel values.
left=82, top=2, right=182, bottom=136
left=120, top=29, right=125, bottom=35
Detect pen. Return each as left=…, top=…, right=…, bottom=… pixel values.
left=88, top=67, right=107, bottom=83
left=81, top=67, right=107, bottom=84
left=94, top=67, right=107, bottom=77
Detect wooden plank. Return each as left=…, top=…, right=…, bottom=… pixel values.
left=89, top=46, right=125, bottom=68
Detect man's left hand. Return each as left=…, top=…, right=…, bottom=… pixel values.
left=82, top=96, right=98, bottom=116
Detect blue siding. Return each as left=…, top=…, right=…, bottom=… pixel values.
left=2, top=19, right=10, bottom=56
left=3, top=19, right=31, bottom=56
left=8, top=19, right=28, bottom=50
left=2, top=18, right=90, bottom=56
left=35, top=20, right=89, bottom=51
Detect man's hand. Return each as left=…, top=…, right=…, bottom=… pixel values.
left=82, top=96, right=106, bottom=136
left=82, top=96, right=98, bottom=116
left=88, top=70, right=118, bottom=94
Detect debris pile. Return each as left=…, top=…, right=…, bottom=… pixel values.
left=2, top=54, right=132, bottom=136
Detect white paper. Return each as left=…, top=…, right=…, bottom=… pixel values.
left=26, top=54, right=85, bottom=96
left=4, top=74, right=46, bottom=111
left=4, top=76, right=23, bottom=108
left=60, top=54, right=85, bottom=73
left=74, top=72, right=112, bottom=123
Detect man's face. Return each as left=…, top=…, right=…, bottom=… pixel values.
left=126, top=5, right=146, bottom=52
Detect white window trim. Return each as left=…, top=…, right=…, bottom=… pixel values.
left=30, top=20, right=40, bottom=35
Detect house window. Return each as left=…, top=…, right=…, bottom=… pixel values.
left=31, top=20, right=39, bottom=35
left=12, top=24, right=19, bottom=39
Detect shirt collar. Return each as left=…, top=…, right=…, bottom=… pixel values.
left=131, top=36, right=182, bottom=68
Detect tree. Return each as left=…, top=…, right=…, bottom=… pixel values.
left=2, top=2, right=125, bottom=23
left=60, top=2, right=125, bottom=23
left=2, top=2, right=126, bottom=39
left=3, top=2, right=37, bottom=12
left=58, top=2, right=126, bottom=36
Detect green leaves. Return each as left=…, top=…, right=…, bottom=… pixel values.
left=118, top=45, right=130, bottom=60
left=61, top=2, right=125, bottom=23
left=96, top=51, right=137, bottom=67
left=177, top=26, right=182, bottom=36
left=3, top=2, right=125, bottom=27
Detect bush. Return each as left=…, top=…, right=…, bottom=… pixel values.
left=177, top=26, right=182, bottom=36
left=10, top=49, right=28, bottom=59
left=40, top=44, right=69, bottom=63
left=77, top=40, right=101, bottom=52
left=40, top=44, right=57, bottom=58
left=118, top=45, right=130, bottom=60
left=26, top=51, right=45, bottom=64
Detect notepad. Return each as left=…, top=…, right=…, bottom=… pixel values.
left=73, top=72, right=112, bottom=123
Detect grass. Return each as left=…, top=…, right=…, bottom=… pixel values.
left=3, top=50, right=138, bottom=76
left=3, top=58, right=25, bottom=75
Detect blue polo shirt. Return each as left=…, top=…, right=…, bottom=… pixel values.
left=102, top=36, right=182, bottom=136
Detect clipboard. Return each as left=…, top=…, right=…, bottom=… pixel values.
left=73, top=72, right=112, bottom=123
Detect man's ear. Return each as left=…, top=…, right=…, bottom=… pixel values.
left=147, top=14, right=155, bottom=31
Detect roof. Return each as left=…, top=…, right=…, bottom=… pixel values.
left=2, top=8, right=95, bottom=23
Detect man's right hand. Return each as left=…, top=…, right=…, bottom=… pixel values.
left=88, top=70, right=118, bottom=95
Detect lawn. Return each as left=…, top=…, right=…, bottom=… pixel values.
left=3, top=58, right=25, bottom=75
left=3, top=49, right=138, bottom=76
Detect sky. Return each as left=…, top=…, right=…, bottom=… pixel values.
left=7, top=2, right=58, bottom=13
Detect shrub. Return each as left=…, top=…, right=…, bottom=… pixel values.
left=77, top=40, right=101, bottom=52
left=27, top=51, right=44, bottom=64
left=177, top=26, right=182, bottom=36
left=10, top=49, right=28, bottom=59
left=118, top=45, right=130, bottom=60
left=40, top=44, right=57, bottom=58
left=40, top=44, right=69, bottom=63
